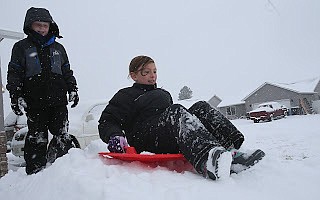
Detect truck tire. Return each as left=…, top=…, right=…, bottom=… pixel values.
left=267, top=114, right=273, bottom=122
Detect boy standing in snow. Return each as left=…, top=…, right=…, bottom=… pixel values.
left=99, top=55, right=265, bottom=180
left=6, top=7, right=79, bottom=175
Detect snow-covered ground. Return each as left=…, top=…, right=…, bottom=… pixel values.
left=1, top=113, right=319, bottom=200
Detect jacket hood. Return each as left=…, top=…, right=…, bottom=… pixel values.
left=23, top=7, right=62, bottom=38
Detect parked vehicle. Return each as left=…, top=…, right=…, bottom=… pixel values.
left=9, top=101, right=108, bottom=157
left=249, top=102, right=286, bottom=123
left=4, top=112, right=27, bottom=152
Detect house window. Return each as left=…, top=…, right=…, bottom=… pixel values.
left=227, top=106, right=236, bottom=115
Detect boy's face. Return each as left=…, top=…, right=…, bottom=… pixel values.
left=130, top=63, right=157, bottom=85
left=31, top=21, right=50, bottom=36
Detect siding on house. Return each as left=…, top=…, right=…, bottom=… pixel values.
left=208, top=95, right=222, bottom=108
left=312, top=100, right=320, bottom=113
left=216, top=77, right=320, bottom=118
left=243, top=83, right=317, bottom=111
left=218, top=103, right=246, bottom=119
left=242, top=77, right=320, bottom=114
left=315, top=81, right=320, bottom=95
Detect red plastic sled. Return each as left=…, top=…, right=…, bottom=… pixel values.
left=99, top=147, right=187, bottom=162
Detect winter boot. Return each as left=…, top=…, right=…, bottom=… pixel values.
left=46, top=134, right=73, bottom=164
left=230, top=149, right=265, bottom=174
left=206, top=147, right=232, bottom=180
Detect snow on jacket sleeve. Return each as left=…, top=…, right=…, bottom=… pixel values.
left=98, top=89, right=135, bottom=144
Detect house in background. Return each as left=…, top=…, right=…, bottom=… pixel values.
left=218, top=102, right=246, bottom=120
left=216, top=77, right=320, bottom=119
left=208, top=95, right=222, bottom=108
left=242, top=77, right=320, bottom=115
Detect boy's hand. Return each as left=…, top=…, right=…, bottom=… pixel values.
left=68, top=91, right=79, bottom=108
left=107, top=136, right=128, bottom=153
left=11, top=97, right=24, bottom=116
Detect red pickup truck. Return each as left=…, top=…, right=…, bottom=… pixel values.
left=249, top=102, right=286, bottom=123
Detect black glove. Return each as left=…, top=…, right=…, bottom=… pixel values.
left=10, top=97, right=24, bottom=116
left=68, top=91, right=79, bottom=108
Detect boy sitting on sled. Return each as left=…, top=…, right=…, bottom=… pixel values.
left=98, top=55, right=264, bottom=180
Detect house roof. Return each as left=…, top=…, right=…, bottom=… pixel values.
left=242, top=77, right=320, bottom=101
left=218, top=101, right=245, bottom=108
left=208, top=95, right=222, bottom=102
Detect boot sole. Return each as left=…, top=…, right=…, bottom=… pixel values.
left=242, top=149, right=265, bottom=166
left=207, top=148, right=232, bottom=180
left=231, top=149, right=265, bottom=174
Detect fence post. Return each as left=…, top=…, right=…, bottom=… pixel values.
left=0, top=131, right=8, bottom=177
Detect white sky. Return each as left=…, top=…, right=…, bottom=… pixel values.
left=1, top=0, right=320, bottom=113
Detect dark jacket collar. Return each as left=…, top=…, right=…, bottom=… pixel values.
left=133, top=83, right=157, bottom=91
left=28, top=30, right=55, bottom=48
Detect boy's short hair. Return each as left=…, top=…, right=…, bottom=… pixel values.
left=129, top=55, right=154, bottom=73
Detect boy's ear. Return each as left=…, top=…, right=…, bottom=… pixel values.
left=130, top=72, right=137, bottom=81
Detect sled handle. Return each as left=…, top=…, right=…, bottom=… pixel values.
left=124, top=146, right=137, bottom=154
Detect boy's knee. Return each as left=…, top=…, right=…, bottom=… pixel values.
left=26, top=131, right=48, bottom=145
left=170, top=104, right=187, bottom=111
left=195, top=101, right=210, bottom=108
left=189, top=101, right=211, bottom=112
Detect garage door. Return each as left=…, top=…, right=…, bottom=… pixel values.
left=275, top=99, right=291, bottom=109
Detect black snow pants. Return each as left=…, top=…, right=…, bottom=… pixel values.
left=129, top=101, right=244, bottom=176
left=24, top=105, right=73, bottom=175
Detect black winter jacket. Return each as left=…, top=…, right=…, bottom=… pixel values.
left=98, top=83, right=173, bottom=144
left=6, top=7, right=77, bottom=109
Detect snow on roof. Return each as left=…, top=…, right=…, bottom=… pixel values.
left=272, top=77, right=320, bottom=93
left=217, top=99, right=244, bottom=108
left=182, top=77, right=320, bottom=108
left=242, top=77, right=320, bottom=101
